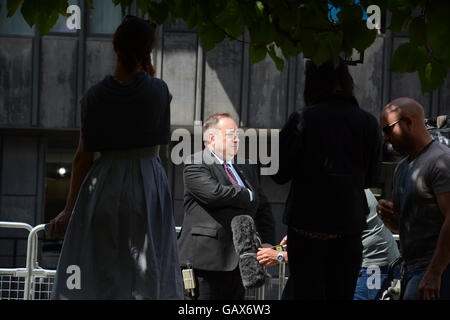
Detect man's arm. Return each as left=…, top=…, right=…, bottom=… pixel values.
left=184, top=163, right=253, bottom=209
left=419, top=191, right=450, bottom=300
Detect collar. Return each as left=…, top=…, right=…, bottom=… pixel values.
left=407, top=139, right=435, bottom=163
left=210, top=150, right=233, bottom=166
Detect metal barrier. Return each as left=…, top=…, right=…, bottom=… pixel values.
left=0, top=222, right=56, bottom=300
left=247, top=262, right=288, bottom=300
left=1, top=223, right=288, bottom=300
left=175, top=226, right=288, bottom=300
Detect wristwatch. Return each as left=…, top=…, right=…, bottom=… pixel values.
left=277, top=251, right=284, bottom=263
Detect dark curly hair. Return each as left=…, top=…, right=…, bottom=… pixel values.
left=113, top=15, right=156, bottom=76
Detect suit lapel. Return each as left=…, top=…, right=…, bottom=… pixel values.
left=204, top=149, right=255, bottom=190
left=234, top=163, right=255, bottom=191
left=204, top=149, right=232, bottom=185
left=213, top=162, right=232, bottom=185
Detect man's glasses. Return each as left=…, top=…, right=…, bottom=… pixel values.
left=382, top=117, right=403, bottom=136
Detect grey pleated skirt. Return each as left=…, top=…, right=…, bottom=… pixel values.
left=51, top=146, right=184, bottom=300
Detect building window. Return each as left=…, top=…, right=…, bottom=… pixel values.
left=88, top=0, right=123, bottom=35
left=48, top=0, right=80, bottom=34
left=43, top=134, right=78, bottom=224
left=0, top=5, right=34, bottom=36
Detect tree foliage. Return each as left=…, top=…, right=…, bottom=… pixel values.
left=1, top=0, right=449, bottom=93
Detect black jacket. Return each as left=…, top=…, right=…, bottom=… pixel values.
left=177, top=149, right=275, bottom=271
left=272, top=95, right=382, bottom=235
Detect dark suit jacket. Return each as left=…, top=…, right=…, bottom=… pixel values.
left=177, top=149, right=275, bottom=272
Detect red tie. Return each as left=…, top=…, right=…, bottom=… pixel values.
left=223, top=163, right=238, bottom=185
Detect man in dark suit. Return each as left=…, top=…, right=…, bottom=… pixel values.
left=177, top=113, right=275, bottom=300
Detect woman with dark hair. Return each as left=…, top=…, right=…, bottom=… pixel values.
left=272, top=58, right=382, bottom=299
left=303, top=58, right=357, bottom=107
left=50, top=16, right=183, bottom=299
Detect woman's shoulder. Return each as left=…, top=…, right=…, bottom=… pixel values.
left=82, top=76, right=111, bottom=99
left=144, top=75, right=169, bottom=92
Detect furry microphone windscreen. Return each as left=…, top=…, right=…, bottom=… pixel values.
left=231, top=215, right=266, bottom=289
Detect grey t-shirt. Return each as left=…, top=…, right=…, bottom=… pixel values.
left=393, top=141, right=450, bottom=268
left=362, top=189, right=400, bottom=268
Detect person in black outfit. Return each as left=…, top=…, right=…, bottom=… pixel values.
left=272, top=59, right=382, bottom=300
left=50, top=16, right=183, bottom=299
left=177, top=113, right=275, bottom=300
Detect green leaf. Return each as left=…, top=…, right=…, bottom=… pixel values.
left=426, top=1, right=450, bottom=67
left=301, top=2, right=332, bottom=31
left=389, top=8, right=412, bottom=32
left=390, top=42, right=426, bottom=73
left=6, top=0, right=23, bottom=18
left=298, top=29, right=318, bottom=58
left=215, top=0, right=244, bottom=39
left=417, top=60, right=447, bottom=93
left=148, top=1, right=169, bottom=25
left=20, top=0, right=69, bottom=36
left=267, top=44, right=285, bottom=72
left=248, top=19, right=276, bottom=45
left=198, top=23, right=225, bottom=52
left=255, top=1, right=264, bottom=15
left=136, top=0, right=150, bottom=14
left=312, top=38, right=332, bottom=67
left=342, top=12, right=376, bottom=52
left=409, top=16, right=426, bottom=46
left=274, top=33, right=299, bottom=58
left=338, top=4, right=376, bottom=53
left=185, top=8, right=198, bottom=30
left=249, top=44, right=267, bottom=64
left=310, top=31, right=342, bottom=67
left=326, top=30, right=343, bottom=56
left=338, top=4, right=364, bottom=23
left=272, top=4, right=296, bottom=32
left=174, top=0, right=194, bottom=21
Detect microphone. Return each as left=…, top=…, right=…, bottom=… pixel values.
left=230, top=215, right=266, bottom=289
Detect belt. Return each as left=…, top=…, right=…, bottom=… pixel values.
left=291, top=227, right=342, bottom=240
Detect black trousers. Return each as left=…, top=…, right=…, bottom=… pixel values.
left=284, top=227, right=363, bottom=300
left=184, top=267, right=245, bottom=300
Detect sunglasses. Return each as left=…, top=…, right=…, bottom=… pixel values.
left=382, top=117, right=403, bottom=136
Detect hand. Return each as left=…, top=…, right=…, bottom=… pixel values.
left=50, top=209, right=72, bottom=239
left=280, top=236, right=287, bottom=247
left=419, top=270, right=441, bottom=300
left=376, top=199, right=397, bottom=223
left=261, top=243, right=272, bottom=248
left=257, top=248, right=279, bottom=267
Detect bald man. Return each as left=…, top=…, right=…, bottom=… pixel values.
left=377, top=97, right=450, bottom=300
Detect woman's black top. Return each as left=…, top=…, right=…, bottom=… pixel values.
left=272, top=94, right=382, bottom=236
left=81, top=71, right=171, bottom=152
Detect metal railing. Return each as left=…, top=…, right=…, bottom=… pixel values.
left=0, top=222, right=56, bottom=300
left=1, top=223, right=288, bottom=300
left=246, top=262, right=288, bottom=300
